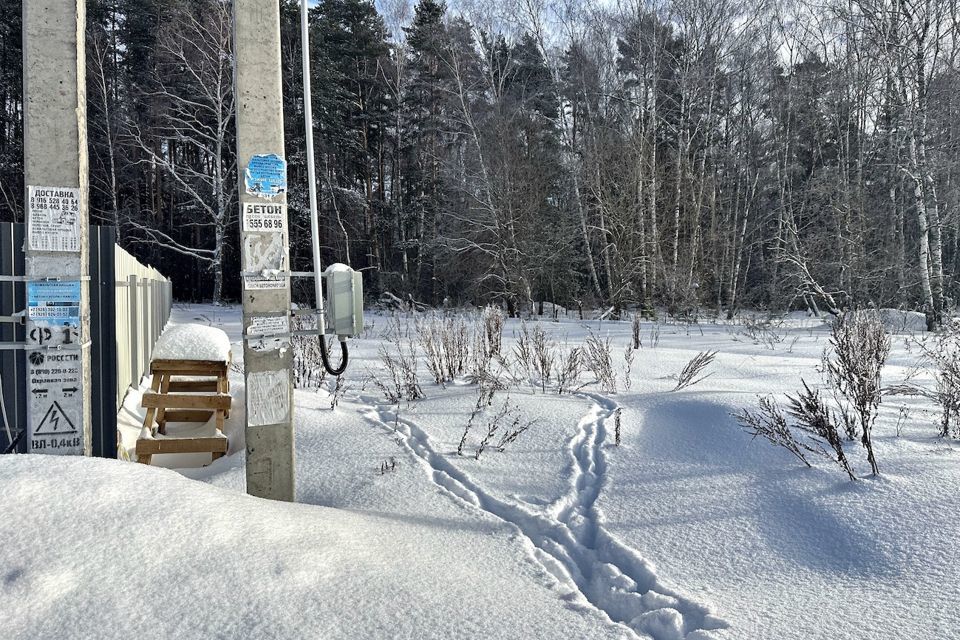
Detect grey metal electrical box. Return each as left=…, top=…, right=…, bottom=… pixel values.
left=324, top=264, right=363, bottom=338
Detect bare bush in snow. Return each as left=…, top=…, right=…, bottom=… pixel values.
left=514, top=321, right=562, bottom=390
left=614, top=407, right=623, bottom=446
left=673, top=351, right=717, bottom=391
left=649, top=322, right=661, bottom=348
left=583, top=331, right=617, bottom=394
left=418, top=314, right=470, bottom=385
left=378, top=457, right=398, bottom=475
left=736, top=385, right=858, bottom=481
left=513, top=321, right=535, bottom=379
left=623, top=344, right=635, bottom=391
left=469, top=321, right=494, bottom=379
left=786, top=381, right=856, bottom=480
left=735, top=396, right=817, bottom=468
left=496, top=414, right=534, bottom=452
left=459, top=383, right=496, bottom=456
left=824, top=311, right=890, bottom=475
left=738, top=316, right=786, bottom=350
left=373, top=321, right=423, bottom=404
left=474, top=397, right=533, bottom=460
left=531, top=326, right=557, bottom=392
left=554, top=347, right=583, bottom=395
left=291, top=315, right=327, bottom=390
left=482, top=304, right=505, bottom=355
left=888, top=329, right=960, bottom=438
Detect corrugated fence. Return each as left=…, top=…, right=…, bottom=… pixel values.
left=114, top=244, right=173, bottom=412
left=0, top=223, right=172, bottom=456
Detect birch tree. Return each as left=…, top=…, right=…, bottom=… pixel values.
left=125, top=0, right=236, bottom=303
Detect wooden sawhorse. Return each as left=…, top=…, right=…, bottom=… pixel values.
left=136, top=359, right=231, bottom=465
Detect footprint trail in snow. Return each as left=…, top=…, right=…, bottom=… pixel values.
left=360, top=391, right=728, bottom=640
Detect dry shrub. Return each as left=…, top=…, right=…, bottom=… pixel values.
left=418, top=313, right=470, bottom=385
left=673, top=351, right=717, bottom=391
left=372, top=316, right=423, bottom=403
left=482, top=304, right=505, bottom=355
left=554, top=346, right=583, bottom=395
left=583, top=331, right=617, bottom=394
left=458, top=383, right=496, bottom=456
left=787, top=381, right=856, bottom=480
left=825, top=311, right=890, bottom=475
left=888, top=326, right=960, bottom=439
left=291, top=314, right=327, bottom=390
left=623, top=344, right=635, bottom=390
left=514, top=321, right=558, bottom=390
left=735, top=382, right=857, bottom=481
left=474, top=397, right=534, bottom=460
left=735, top=396, right=818, bottom=468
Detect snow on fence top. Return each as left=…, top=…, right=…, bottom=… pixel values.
left=151, top=324, right=232, bottom=362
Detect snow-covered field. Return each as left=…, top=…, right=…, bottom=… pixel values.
left=3, top=304, right=958, bottom=639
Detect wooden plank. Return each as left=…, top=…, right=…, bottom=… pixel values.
left=167, top=380, right=220, bottom=393
left=156, top=373, right=172, bottom=431
left=163, top=409, right=215, bottom=423
left=141, top=393, right=232, bottom=410
left=151, top=359, right=228, bottom=375
left=141, top=374, right=163, bottom=433
left=135, top=436, right=228, bottom=455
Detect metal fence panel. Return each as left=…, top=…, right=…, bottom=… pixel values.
left=0, top=224, right=170, bottom=458
left=0, top=223, right=27, bottom=453
left=89, top=227, right=119, bottom=458
left=114, top=246, right=171, bottom=409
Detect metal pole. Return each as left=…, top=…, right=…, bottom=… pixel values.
left=300, top=0, right=326, bottom=336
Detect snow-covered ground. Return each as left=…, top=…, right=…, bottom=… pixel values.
left=3, top=304, right=958, bottom=639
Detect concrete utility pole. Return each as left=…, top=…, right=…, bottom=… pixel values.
left=234, top=0, right=296, bottom=501
left=22, top=1, right=92, bottom=456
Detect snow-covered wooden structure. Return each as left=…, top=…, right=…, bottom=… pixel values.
left=135, top=325, right=231, bottom=465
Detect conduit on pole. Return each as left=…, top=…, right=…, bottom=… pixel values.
left=300, top=0, right=348, bottom=376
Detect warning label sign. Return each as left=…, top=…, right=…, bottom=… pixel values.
left=27, top=347, right=84, bottom=455
left=27, top=185, right=81, bottom=252
left=33, top=401, right=78, bottom=436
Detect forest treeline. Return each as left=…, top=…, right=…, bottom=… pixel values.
left=0, top=0, right=958, bottom=319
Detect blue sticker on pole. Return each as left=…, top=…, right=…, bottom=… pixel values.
left=27, top=281, right=81, bottom=327
left=245, top=154, right=287, bottom=198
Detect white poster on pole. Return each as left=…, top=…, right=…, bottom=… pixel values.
left=248, top=315, right=290, bottom=352
left=242, top=202, right=287, bottom=233
left=247, top=370, right=289, bottom=426
left=242, top=232, right=287, bottom=291
left=27, top=186, right=81, bottom=252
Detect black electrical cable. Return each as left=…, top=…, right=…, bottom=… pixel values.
left=3, top=430, right=24, bottom=455
left=320, top=337, right=348, bottom=376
